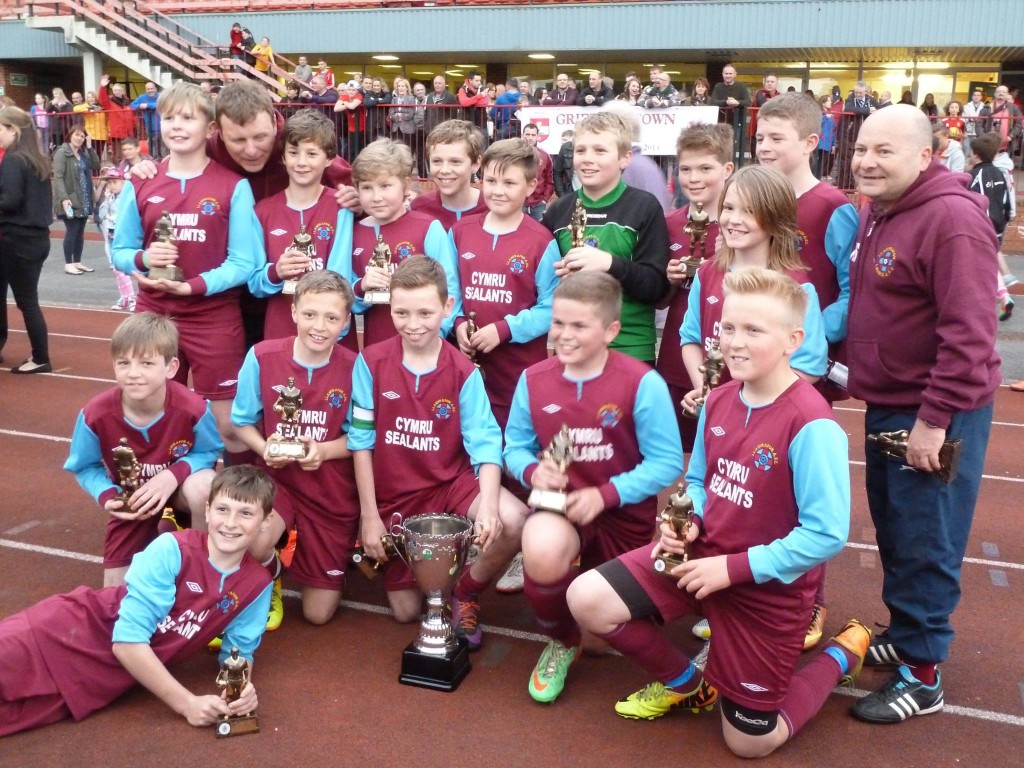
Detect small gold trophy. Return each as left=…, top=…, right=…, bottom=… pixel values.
left=111, top=437, right=142, bottom=508
left=653, top=483, right=695, bottom=575
left=268, top=377, right=308, bottom=459
left=681, top=201, right=711, bottom=277
left=867, top=429, right=963, bottom=484
left=364, top=234, right=393, bottom=304
left=465, top=311, right=482, bottom=374
left=147, top=210, right=184, bottom=282
left=527, top=424, right=574, bottom=513
left=569, top=198, right=588, bottom=250
left=215, top=647, right=259, bottom=738
left=351, top=534, right=401, bottom=580
left=685, top=340, right=726, bottom=420
left=282, top=225, right=315, bottom=295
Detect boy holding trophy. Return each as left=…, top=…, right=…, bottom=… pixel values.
left=65, top=313, right=222, bottom=587
left=232, top=271, right=360, bottom=626
left=503, top=272, right=683, bottom=704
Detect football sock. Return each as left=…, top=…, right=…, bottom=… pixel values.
left=595, top=619, right=693, bottom=684
left=904, top=660, right=937, bottom=686
left=779, top=652, right=843, bottom=738
left=524, top=570, right=580, bottom=647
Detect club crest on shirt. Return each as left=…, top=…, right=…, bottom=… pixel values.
left=314, top=221, right=334, bottom=241
left=795, top=228, right=808, bottom=252
left=168, top=439, right=192, bottom=459
left=596, top=403, right=622, bottom=428
left=431, top=398, right=455, bottom=420
left=216, top=591, right=240, bottom=615
left=752, top=443, right=777, bottom=472
left=507, top=254, right=529, bottom=274
left=874, top=246, right=896, bottom=278
left=394, top=240, right=416, bottom=260
left=324, top=388, right=348, bottom=409
left=583, top=235, right=599, bottom=249
left=196, top=197, right=222, bottom=216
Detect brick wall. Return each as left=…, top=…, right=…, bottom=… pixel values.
left=0, top=60, right=37, bottom=106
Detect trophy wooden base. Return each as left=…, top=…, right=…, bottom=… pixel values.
left=527, top=488, right=567, bottom=514
left=364, top=291, right=391, bottom=304
left=653, top=554, right=684, bottom=575
left=266, top=440, right=307, bottom=459
left=148, top=265, right=185, bottom=282
left=399, top=638, right=471, bottom=692
left=215, top=713, right=260, bottom=738
left=281, top=279, right=298, bottom=295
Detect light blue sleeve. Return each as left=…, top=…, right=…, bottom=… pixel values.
left=425, top=220, right=460, bottom=334
left=111, top=182, right=144, bottom=274
left=679, top=272, right=704, bottom=345
left=112, top=533, right=182, bottom=643
left=231, top=347, right=264, bottom=428
left=347, top=354, right=376, bottom=451
left=200, top=180, right=265, bottom=296
left=502, top=372, right=541, bottom=485
left=506, top=239, right=559, bottom=343
left=821, top=202, right=857, bottom=343
left=746, top=419, right=850, bottom=584
left=458, top=368, right=504, bottom=469
left=325, top=209, right=365, bottom=321
left=246, top=217, right=281, bottom=298
left=183, top=404, right=225, bottom=473
left=682, top=404, right=708, bottom=520
left=609, top=371, right=684, bottom=504
left=63, top=410, right=119, bottom=502
left=791, top=284, right=828, bottom=377
left=221, top=581, right=272, bottom=663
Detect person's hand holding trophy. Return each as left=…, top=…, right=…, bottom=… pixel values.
left=652, top=483, right=697, bottom=575
left=555, top=199, right=612, bottom=277
left=528, top=424, right=574, bottom=514
left=214, top=647, right=260, bottom=738
left=265, top=377, right=308, bottom=464
left=363, top=234, right=393, bottom=304
left=280, top=225, right=315, bottom=295
left=141, top=211, right=189, bottom=294
left=682, top=339, right=726, bottom=419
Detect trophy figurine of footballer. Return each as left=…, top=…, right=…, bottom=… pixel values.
left=111, top=437, right=142, bottom=508
left=147, top=210, right=184, bottom=282
left=393, top=514, right=476, bottom=691
left=465, top=311, right=482, bottom=373
left=364, top=234, right=393, bottom=304
left=268, top=377, right=308, bottom=459
left=653, top=484, right=695, bottom=575
left=215, top=647, right=259, bottom=738
left=527, top=424, right=574, bottom=513
left=570, top=198, right=588, bottom=249
left=867, top=429, right=963, bottom=484
left=282, top=224, right=315, bottom=295
left=685, top=339, right=726, bottom=420
left=681, top=201, right=711, bottom=276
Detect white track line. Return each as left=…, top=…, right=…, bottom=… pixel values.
left=847, top=459, right=1024, bottom=484
left=7, top=328, right=112, bottom=342
left=0, top=537, right=1020, bottom=728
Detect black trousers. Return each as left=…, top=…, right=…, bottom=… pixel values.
left=0, top=230, right=51, bottom=365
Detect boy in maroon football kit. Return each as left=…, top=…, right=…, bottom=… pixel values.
left=249, top=110, right=355, bottom=345
left=232, top=271, right=359, bottom=626
left=349, top=257, right=526, bottom=649
left=410, top=119, right=489, bottom=230
left=451, top=138, right=560, bottom=429
left=569, top=269, right=868, bottom=759
left=349, top=139, right=459, bottom=347
left=112, top=83, right=263, bottom=463
left=0, top=466, right=275, bottom=737
left=656, top=122, right=734, bottom=448
left=503, top=273, right=683, bottom=704
left=755, top=93, right=858, bottom=649
left=65, top=313, right=223, bottom=587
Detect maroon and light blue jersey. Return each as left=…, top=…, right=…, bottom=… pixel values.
left=349, top=211, right=459, bottom=345
left=20, top=530, right=270, bottom=720
left=410, top=188, right=489, bottom=232
left=349, top=336, right=502, bottom=507
left=249, top=188, right=355, bottom=341
left=504, top=352, right=682, bottom=528
left=112, top=161, right=263, bottom=317
left=64, top=381, right=223, bottom=508
left=450, top=213, right=560, bottom=415
left=680, top=261, right=828, bottom=384
left=231, top=336, right=358, bottom=519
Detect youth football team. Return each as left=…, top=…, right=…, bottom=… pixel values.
left=0, top=84, right=965, bottom=756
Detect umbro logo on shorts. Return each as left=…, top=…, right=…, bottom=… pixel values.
left=542, top=404, right=561, bottom=414
left=740, top=682, right=769, bottom=692
left=325, top=569, right=345, bottom=576
left=383, top=391, right=400, bottom=400
left=270, top=228, right=288, bottom=237
left=219, top=379, right=239, bottom=387
left=711, top=426, right=725, bottom=436
left=185, top=581, right=203, bottom=593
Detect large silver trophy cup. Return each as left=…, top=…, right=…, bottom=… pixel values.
left=392, top=514, right=475, bottom=691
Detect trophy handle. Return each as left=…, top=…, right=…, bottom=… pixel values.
left=387, top=513, right=410, bottom=567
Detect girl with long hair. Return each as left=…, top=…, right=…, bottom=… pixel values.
left=0, top=106, right=54, bottom=373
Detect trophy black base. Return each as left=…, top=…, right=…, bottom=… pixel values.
left=215, top=714, right=260, bottom=738
left=399, top=639, right=471, bottom=692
